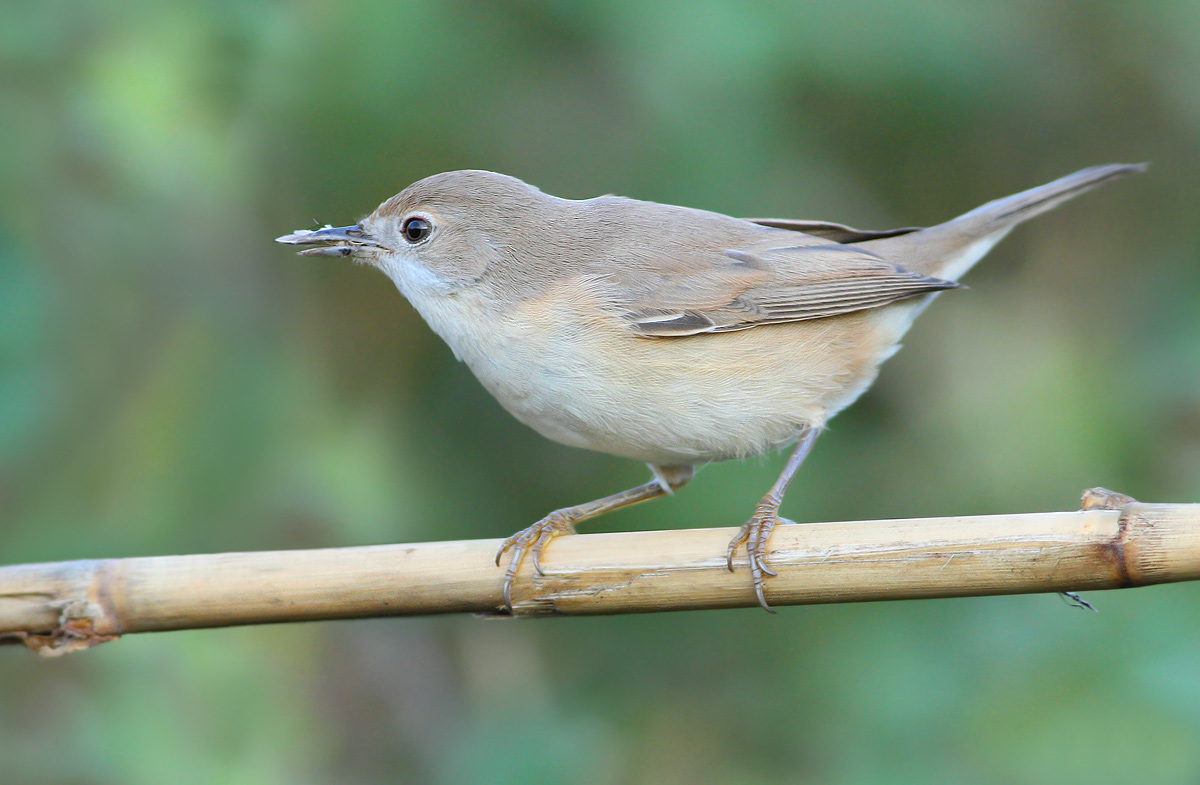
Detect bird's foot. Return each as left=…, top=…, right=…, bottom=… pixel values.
left=726, top=498, right=783, bottom=613
left=495, top=510, right=577, bottom=611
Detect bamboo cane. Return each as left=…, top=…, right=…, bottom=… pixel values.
left=2, top=489, right=1197, bottom=656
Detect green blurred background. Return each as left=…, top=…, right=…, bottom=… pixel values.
left=3, top=1, right=1200, bottom=783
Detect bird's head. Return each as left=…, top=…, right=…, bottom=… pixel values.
left=276, top=170, right=548, bottom=295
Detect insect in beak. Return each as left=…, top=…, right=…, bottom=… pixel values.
left=275, top=224, right=380, bottom=257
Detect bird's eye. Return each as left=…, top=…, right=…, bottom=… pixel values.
left=402, top=216, right=432, bottom=243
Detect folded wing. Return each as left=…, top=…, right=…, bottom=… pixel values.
left=615, top=237, right=959, bottom=338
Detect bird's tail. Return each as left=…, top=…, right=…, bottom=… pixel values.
left=860, top=163, right=1146, bottom=281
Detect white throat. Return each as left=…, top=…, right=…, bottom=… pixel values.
left=375, top=254, right=497, bottom=367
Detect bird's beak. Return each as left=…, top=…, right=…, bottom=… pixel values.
left=275, top=224, right=381, bottom=257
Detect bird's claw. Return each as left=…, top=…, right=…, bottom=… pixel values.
left=726, top=500, right=783, bottom=613
left=495, top=511, right=576, bottom=610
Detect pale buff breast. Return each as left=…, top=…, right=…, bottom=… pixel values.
left=460, top=280, right=929, bottom=466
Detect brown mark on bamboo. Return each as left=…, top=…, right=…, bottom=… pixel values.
left=1108, top=508, right=1134, bottom=588
left=12, top=560, right=125, bottom=656
left=1081, top=487, right=1138, bottom=588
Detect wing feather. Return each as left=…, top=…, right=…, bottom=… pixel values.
left=745, top=218, right=923, bottom=243
left=620, top=238, right=959, bottom=338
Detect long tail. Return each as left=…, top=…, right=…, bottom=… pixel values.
left=860, top=163, right=1146, bottom=281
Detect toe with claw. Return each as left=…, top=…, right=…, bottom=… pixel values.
left=726, top=499, right=784, bottom=613
left=495, top=510, right=576, bottom=610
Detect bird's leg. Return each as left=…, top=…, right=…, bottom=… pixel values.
left=496, top=464, right=693, bottom=610
left=726, top=428, right=821, bottom=613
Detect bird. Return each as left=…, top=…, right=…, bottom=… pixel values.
left=277, top=163, right=1143, bottom=612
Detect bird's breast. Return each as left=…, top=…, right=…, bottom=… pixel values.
left=405, top=276, right=914, bottom=465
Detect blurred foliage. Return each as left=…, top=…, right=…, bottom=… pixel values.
left=3, top=1, right=1200, bottom=783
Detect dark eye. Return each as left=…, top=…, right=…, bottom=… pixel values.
left=402, top=216, right=431, bottom=243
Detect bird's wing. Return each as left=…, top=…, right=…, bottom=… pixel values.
left=611, top=237, right=960, bottom=338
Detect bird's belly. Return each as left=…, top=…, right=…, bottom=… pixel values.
left=465, top=304, right=913, bottom=466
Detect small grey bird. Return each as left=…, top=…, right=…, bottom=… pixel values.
left=278, top=163, right=1142, bottom=611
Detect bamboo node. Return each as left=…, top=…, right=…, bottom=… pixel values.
left=0, top=598, right=121, bottom=657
